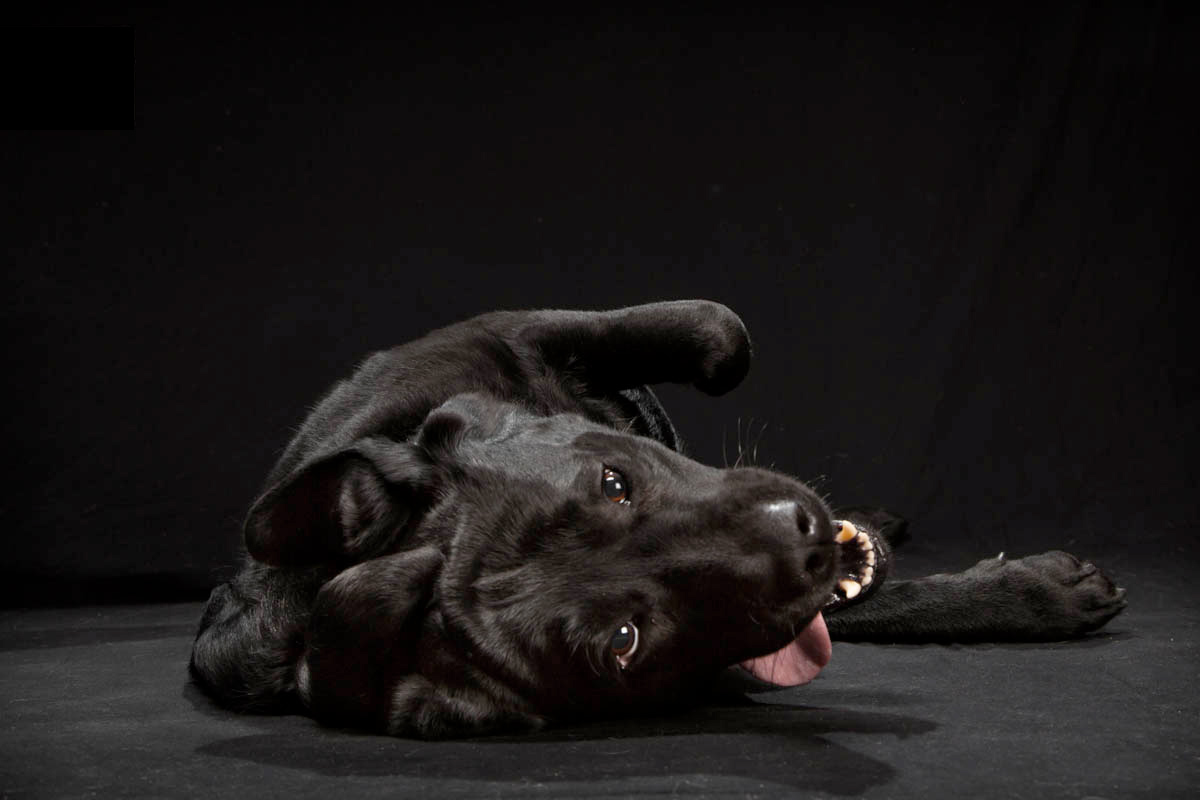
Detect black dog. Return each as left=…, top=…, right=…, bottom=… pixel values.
left=190, top=300, right=1126, bottom=738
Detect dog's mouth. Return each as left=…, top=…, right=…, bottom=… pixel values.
left=734, top=519, right=889, bottom=689
left=823, top=519, right=888, bottom=612
left=737, top=610, right=832, bottom=687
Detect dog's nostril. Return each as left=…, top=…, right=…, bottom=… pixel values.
left=795, top=508, right=811, bottom=536
left=805, top=550, right=827, bottom=575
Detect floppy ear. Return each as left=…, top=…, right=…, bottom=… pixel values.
left=244, top=437, right=433, bottom=566
left=299, top=548, right=545, bottom=738
left=298, top=547, right=441, bottom=729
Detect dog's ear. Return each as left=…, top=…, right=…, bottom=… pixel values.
left=301, top=548, right=545, bottom=738
left=244, top=437, right=434, bottom=566
left=299, top=547, right=441, bottom=729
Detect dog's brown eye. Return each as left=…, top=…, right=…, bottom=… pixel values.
left=611, top=621, right=639, bottom=667
left=602, top=468, right=630, bottom=505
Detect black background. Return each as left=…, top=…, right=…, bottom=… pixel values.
left=3, top=7, right=1195, bottom=606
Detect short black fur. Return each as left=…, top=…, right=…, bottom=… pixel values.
left=190, top=301, right=1126, bottom=738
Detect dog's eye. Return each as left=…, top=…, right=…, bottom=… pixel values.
left=602, top=468, right=630, bottom=505
left=611, top=621, right=639, bottom=667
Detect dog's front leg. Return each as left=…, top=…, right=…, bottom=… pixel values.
left=825, top=551, right=1127, bottom=642
left=498, top=299, right=752, bottom=395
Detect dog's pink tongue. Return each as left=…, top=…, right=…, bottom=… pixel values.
left=739, top=612, right=831, bottom=686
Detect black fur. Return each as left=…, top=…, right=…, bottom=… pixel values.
left=190, top=300, right=1126, bottom=738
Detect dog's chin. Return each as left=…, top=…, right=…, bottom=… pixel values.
left=735, top=611, right=832, bottom=689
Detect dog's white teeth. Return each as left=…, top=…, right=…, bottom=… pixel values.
left=856, top=531, right=871, bottom=550
left=866, top=549, right=876, bottom=566
left=839, top=579, right=862, bottom=599
left=861, top=567, right=874, bottom=586
left=835, top=520, right=857, bottom=543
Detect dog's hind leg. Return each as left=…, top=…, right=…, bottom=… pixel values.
left=824, top=550, right=1127, bottom=643
left=500, top=299, right=752, bottom=396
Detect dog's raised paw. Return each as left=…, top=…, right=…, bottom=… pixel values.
left=686, top=300, right=752, bottom=396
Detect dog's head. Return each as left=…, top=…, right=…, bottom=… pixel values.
left=245, top=393, right=838, bottom=738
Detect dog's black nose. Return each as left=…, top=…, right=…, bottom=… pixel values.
left=797, top=503, right=836, bottom=586
left=757, top=496, right=836, bottom=593
left=795, top=502, right=816, bottom=537
left=763, top=496, right=830, bottom=542
left=760, top=497, right=832, bottom=543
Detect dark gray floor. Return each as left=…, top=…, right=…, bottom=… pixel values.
left=2, top=562, right=1197, bottom=799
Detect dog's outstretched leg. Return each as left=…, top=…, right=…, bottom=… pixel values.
left=825, top=550, right=1127, bottom=642
left=496, top=299, right=752, bottom=396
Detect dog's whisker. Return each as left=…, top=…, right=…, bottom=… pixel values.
left=729, top=419, right=739, bottom=470
left=804, top=474, right=831, bottom=494
left=756, top=420, right=771, bottom=467
left=734, top=417, right=746, bottom=468
left=571, top=636, right=603, bottom=680
left=749, top=420, right=766, bottom=468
